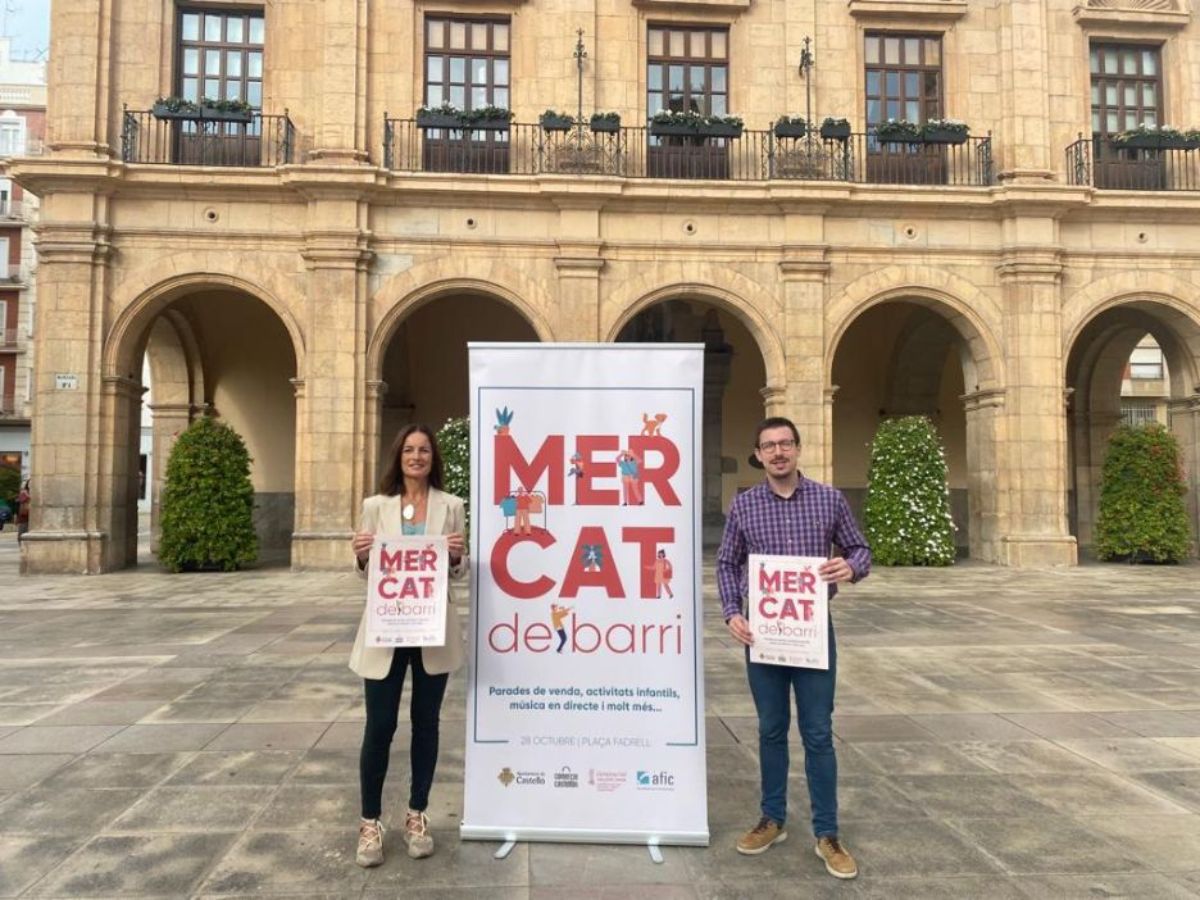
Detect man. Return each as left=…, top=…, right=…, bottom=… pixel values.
left=716, top=416, right=870, bottom=880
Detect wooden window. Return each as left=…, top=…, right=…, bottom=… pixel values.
left=177, top=8, right=265, bottom=109
left=424, top=17, right=511, bottom=112
left=864, top=33, right=943, bottom=128
left=1090, top=43, right=1162, bottom=136
left=647, top=25, right=729, bottom=119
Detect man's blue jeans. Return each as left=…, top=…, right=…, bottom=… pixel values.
left=745, top=628, right=837, bottom=837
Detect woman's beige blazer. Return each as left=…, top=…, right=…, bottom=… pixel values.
left=349, top=489, right=468, bottom=679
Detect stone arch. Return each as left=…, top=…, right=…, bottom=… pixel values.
left=827, top=265, right=1005, bottom=391
left=605, top=279, right=786, bottom=394
left=105, top=272, right=306, bottom=380
left=367, top=275, right=553, bottom=382
left=1064, top=292, right=1200, bottom=555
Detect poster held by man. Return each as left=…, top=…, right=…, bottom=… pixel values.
left=747, top=554, right=829, bottom=670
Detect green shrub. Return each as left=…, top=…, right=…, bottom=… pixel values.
left=0, top=466, right=19, bottom=505
left=437, top=416, right=470, bottom=534
left=863, top=415, right=956, bottom=566
left=158, top=416, right=258, bottom=572
left=1095, top=423, right=1191, bottom=563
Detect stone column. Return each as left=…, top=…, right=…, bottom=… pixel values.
left=962, top=388, right=1007, bottom=563
left=702, top=315, right=732, bottom=547
left=48, top=0, right=114, bottom=157
left=554, top=239, right=603, bottom=342
left=20, top=219, right=113, bottom=574
left=1168, top=394, right=1200, bottom=557
left=310, top=0, right=370, bottom=163
left=779, top=248, right=830, bottom=483
left=997, top=251, right=1076, bottom=565
left=997, top=0, right=1055, bottom=182
left=362, top=379, right=388, bottom=504
left=98, top=376, right=145, bottom=569
left=290, top=199, right=371, bottom=568
left=1074, top=407, right=1121, bottom=551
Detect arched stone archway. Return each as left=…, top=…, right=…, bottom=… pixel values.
left=102, top=283, right=300, bottom=569
left=829, top=295, right=1006, bottom=562
left=613, top=294, right=769, bottom=546
left=367, top=283, right=543, bottom=492
left=1065, top=298, right=1200, bottom=556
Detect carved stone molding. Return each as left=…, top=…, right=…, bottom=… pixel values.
left=847, top=0, right=968, bottom=24
left=1073, top=0, right=1189, bottom=28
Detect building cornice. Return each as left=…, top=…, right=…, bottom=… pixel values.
left=847, top=0, right=968, bottom=24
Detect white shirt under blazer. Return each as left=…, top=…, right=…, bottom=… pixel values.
left=349, top=489, right=468, bottom=679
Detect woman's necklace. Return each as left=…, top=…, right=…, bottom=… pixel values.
left=402, top=492, right=427, bottom=522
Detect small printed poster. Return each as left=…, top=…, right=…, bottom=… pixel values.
left=747, top=554, right=829, bottom=670
left=365, top=535, right=449, bottom=647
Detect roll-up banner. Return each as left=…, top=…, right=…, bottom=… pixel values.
left=463, top=343, right=708, bottom=846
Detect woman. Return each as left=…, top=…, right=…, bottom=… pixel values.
left=350, top=424, right=467, bottom=867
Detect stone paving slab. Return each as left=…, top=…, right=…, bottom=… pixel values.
left=1, top=541, right=1199, bottom=899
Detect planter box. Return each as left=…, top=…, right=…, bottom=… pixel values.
left=417, top=112, right=467, bottom=129
left=774, top=121, right=808, bottom=139
left=819, top=121, right=851, bottom=140
left=590, top=118, right=620, bottom=133
left=1112, top=133, right=1188, bottom=150
left=920, top=128, right=968, bottom=145
left=651, top=121, right=743, bottom=139
left=541, top=115, right=574, bottom=132
left=875, top=129, right=920, bottom=144
left=200, top=107, right=253, bottom=124
left=468, top=118, right=512, bottom=131
left=152, top=102, right=200, bottom=121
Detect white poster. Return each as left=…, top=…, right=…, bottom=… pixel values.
left=365, top=535, right=448, bottom=648
left=747, top=554, right=829, bottom=670
left=463, top=343, right=708, bottom=846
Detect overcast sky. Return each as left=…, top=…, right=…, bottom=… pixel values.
left=4, top=0, right=51, bottom=58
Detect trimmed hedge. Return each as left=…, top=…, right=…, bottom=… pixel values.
left=863, top=415, right=956, bottom=566
left=1095, top=423, right=1191, bottom=563
left=158, top=416, right=258, bottom=572
left=437, top=416, right=470, bottom=534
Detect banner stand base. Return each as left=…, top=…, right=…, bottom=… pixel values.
left=494, top=839, right=517, bottom=860
left=647, top=842, right=664, bottom=865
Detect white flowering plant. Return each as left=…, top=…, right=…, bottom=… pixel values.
left=862, top=415, right=956, bottom=566
left=437, top=416, right=471, bottom=536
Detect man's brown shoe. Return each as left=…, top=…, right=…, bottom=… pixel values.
left=736, top=816, right=787, bottom=855
left=815, top=836, right=858, bottom=879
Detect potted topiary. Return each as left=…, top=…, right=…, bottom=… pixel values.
left=540, top=110, right=575, bottom=132
left=590, top=111, right=621, bottom=133
left=875, top=118, right=921, bottom=144
left=158, top=416, right=259, bottom=572
left=773, top=115, right=808, bottom=139
left=819, top=116, right=851, bottom=140
left=416, top=102, right=467, bottom=129
left=862, top=416, right=956, bottom=566
left=465, top=105, right=514, bottom=131
left=152, top=96, right=201, bottom=120
left=919, top=118, right=969, bottom=145
left=1095, top=423, right=1191, bottom=564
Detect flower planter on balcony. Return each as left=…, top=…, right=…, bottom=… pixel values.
left=468, top=118, right=512, bottom=132
left=416, top=111, right=467, bottom=129
left=152, top=102, right=199, bottom=121
left=920, top=127, right=968, bottom=145
left=589, top=117, right=620, bottom=134
left=200, top=107, right=253, bottom=124
left=774, top=121, right=808, bottom=139
left=540, top=115, right=574, bottom=132
left=651, top=121, right=743, bottom=139
left=1112, top=133, right=1188, bottom=150
left=819, top=121, right=852, bottom=140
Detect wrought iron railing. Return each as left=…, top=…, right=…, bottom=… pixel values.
left=1066, top=133, right=1200, bottom=190
left=383, top=118, right=994, bottom=186
left=121, top=108, right=295, bottom=167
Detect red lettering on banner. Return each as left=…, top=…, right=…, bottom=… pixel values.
left=622, top=526, right=675, bottom=598
left=494, top=434, right=564, bottom=504
left=560, top=527, right=623, bottom=598
left=576, top=435, right=620, bottom=506
left=490, top=529, right=556, bottom=599
left=629, top=435, right=681, bottom=506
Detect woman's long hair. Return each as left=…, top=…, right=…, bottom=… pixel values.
left=378, top=424, right=444, bottom=496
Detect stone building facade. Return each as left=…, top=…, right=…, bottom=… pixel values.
left=13, top=0, right=1200, bottom=573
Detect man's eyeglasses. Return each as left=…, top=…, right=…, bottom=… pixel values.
left=757, top=439, right=797, bottom=453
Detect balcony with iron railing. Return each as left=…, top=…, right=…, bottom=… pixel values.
left=1066, top=133, right=1200, bottom=191
left=383, top=118, right=994, bottom=187
left=121, top=108, right=296, bottom=168
left=1, top=328, right=20, bottom=348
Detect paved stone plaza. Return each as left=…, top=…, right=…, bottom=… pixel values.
left=1, top=530, right=1200, bottom=899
